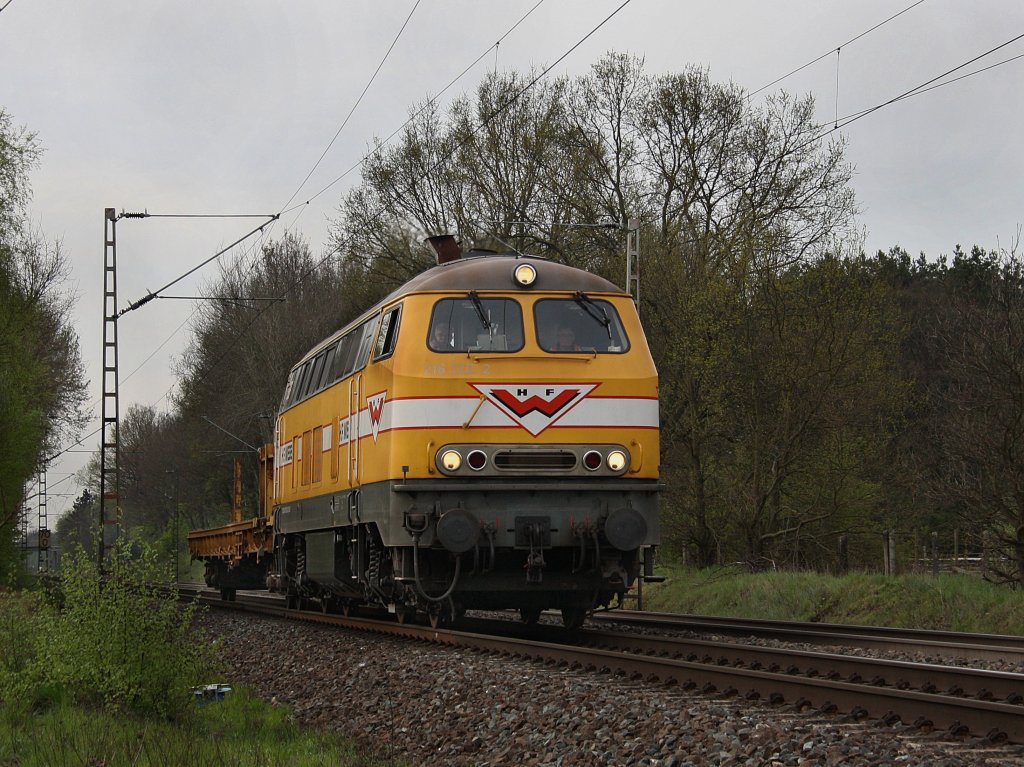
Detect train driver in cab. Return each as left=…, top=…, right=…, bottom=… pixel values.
left=430, top=320, right=453, bottom=350
left=554, top=325, right=581, bottom=352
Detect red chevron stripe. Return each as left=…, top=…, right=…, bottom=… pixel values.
left=492, top=388, right=580, bottom=418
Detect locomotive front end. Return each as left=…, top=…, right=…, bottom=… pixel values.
left=379, top=253, right=659, bottom=628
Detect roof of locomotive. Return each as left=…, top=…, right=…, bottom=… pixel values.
left=291, top=252, right=627, bottom=368
left=387, top=251, right=625, bottom=296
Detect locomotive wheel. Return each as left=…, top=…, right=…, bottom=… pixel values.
left=519, top=607, right=542, bottom=625
left=341, top=601, right=352, bottom=617
left=428, top=608, right=444, bottom=629
left=561, top=605, right=587, bottom=630
left=395, top=603, right=413, bottom=625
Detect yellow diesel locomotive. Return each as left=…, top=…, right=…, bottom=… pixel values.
left=267, top=236, right=659, bottom=628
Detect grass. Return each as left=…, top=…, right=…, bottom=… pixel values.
left=0, top=686, right=389, bottom=767
left=642, top=565, right=1024, bottom=635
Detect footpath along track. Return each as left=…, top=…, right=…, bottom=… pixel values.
left=179, top=585, right=1024, bottom=745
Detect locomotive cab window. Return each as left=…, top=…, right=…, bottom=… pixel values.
left=535, top=297, right=630, bottom=353
left=428, top=295, right=524, bottom=352
left=373, top=304, right=402, bottom=362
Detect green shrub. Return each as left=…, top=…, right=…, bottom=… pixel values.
left=0, top=590, right=47, bottom=707
left=0, top=539, right=212, bottom=720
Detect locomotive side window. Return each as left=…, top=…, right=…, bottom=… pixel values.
left=331, top=316, right=378, bottom=382
left=306, top=353, right=326, bottom=398
left=294, top=361, right=313, bottom=403
left=281, top=369, right=297, bottom=408
left=332, top=329, right=360, bottom=381
left=353, top=318, right=377, bottom=369
left=534, top=297, right=630, bottom=353
left=318, top=344, right=336, bottom=389
left=373, top=304, right=402, bottom=361
left=428, top=296, right=524, bottom=352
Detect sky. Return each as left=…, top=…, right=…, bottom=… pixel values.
left=1, top=0, right=1021, bottom=523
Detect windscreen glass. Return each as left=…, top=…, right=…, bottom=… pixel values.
left=428, top=297, right=524, bottom=352
left=534, top=297, right=630, bottom=353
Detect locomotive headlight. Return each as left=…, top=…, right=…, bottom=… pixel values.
left=439, top=449, right=463, bottom=471
left=513, top=263, right=537, bottom=287
left=606, top=450, right=628, bottom=472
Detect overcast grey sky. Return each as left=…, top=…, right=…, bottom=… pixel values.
left=2, top=0, right=1021, bottom=520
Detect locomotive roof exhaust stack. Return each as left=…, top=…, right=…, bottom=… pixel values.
left=426, top=234, right=462, bottom=265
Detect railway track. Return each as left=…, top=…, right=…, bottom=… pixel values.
left=180, top=586, right=1024, bottom=745
left=589, top=610, right=1024, bottom=664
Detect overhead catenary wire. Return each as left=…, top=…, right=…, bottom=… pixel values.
left=242, top=0, right=548, bottom=298
left=277, top=0, right=424, bottom=218
left=748, top=0, right=928, bottom=98
left=350, top=0, right=637, bottom=221
left=117, top=215, right=278, bottom=317
left=280, top=0, right=549, bottom=218
left=800, top=31, right=1024, bottom=152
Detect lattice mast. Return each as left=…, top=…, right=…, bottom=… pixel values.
left=625, top=218, right=640, bottom=316
left=99, top=208, right=121, bottom=567
left=36, top=468, right=48, bottom=572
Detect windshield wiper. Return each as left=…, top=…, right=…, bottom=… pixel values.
left=468, top=290, right=491, bottom=332
left=574, top=291, right=611, bottom=339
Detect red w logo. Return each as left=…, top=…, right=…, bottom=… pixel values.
left=492, top=388, right=580, bottom=418
left=470, top=383, right=599, bottom=436
left=366, top=391, right=387, bottom=443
